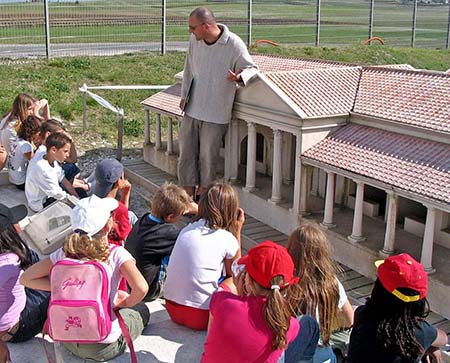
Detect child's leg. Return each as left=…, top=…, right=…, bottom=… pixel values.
left=63, top=302, right=150, bottom=361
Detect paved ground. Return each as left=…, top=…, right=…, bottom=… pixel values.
left=0, top=42, right=188, bottom=58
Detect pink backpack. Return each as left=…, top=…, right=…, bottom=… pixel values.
left=46, top=258, right=113, bottom=342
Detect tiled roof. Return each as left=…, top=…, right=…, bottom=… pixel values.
left=302, top=123, right=450, bottom=204
left=265, top=67, right=361, bottom=117
left=251, top=53, right=353, bottom=73
left=372, top=64, right=416, bottom=70
left=141, top=84, right=182, bottom=118
left=354, top=68, right=450, bottom=133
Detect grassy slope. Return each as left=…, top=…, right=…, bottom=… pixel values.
left=0, top=45, right=449, bottom=151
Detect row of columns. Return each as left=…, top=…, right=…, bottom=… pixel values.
left=243, top=122, right=288, bottom=205
left=144, top=110, right=176, bottom=155
left=319, top=171, right=437, bottom=273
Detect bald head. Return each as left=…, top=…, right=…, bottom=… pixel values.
left=190, top=6, right=216, bottom=25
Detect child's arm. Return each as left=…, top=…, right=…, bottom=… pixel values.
left=0, top=340, right=10, bottom=363
left=184, top=201, right=198, bottom=216
left=115, top=260, right=148, bottom=308
left=24, top=151, right=33, bottom=161
left=19, top=258, right=53, bottom=291
left=117, top=178, right=131, bottom=209
left=61, top=177, right=79, bottom=198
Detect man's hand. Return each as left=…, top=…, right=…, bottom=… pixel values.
left=0, top=340, right=11, bottom=363
left=227, top=69, right=243, bottom=82
left=179, top=98, right=186, bottom=110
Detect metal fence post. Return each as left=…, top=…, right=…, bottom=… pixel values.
left=446, top=3, right=450, bottom=49
left=161, top=0, right=166, bottom=55
left=368, top=0, right=375, bottom=41
left=43, top=0, right=50, bottom=58
left=315, top=0, right=321, bottom=46
left=82, top=89, right=87, bottom=132
left=411, top=0, right=417, bottom=47
left=117, top=110, right=124, bottom=161
left=247, top=0, right=252, bottom=48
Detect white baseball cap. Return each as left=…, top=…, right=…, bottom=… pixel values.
left=71, top=195, right=119, bottom=237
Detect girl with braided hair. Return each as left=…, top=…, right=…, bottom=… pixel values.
left=347, top=253, right=448, bottom=363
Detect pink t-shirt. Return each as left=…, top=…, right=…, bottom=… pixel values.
left=202, top=291, right=300, bottom=363
left=0, top=253, right=26, bottom=331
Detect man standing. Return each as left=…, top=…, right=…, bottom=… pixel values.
left=178, top=6, right=258, bottom=198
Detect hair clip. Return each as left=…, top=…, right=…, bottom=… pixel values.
left=271, top=284, right=281, bottom=290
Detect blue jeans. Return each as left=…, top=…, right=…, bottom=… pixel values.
left=10, top=251, right=50, bottom=342
left=283, top=315, right=320, bottom=363
left=313, top=345, right=336, bottom=363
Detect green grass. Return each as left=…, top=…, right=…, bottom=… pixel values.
left=0, top=45, right=449, bottom=152
left=0, top=0, right=449, bottom=48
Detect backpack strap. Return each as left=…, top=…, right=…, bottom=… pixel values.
left=115, top=308, right=137, bottom=363
left=42, top=319, right=55, bottom=363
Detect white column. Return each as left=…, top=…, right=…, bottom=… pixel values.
left=244, top=122, right=256, bottom=192
left=320, top=172, right=336, bottom=229
left=144, top=110, right=151, bottom=145
left=228, top=118, right=239, bottom=183
left=155, top=113, right=162, bottom=150
left=421, top=206, right=436, bottom=273
left=282, top=132, right=294, bottom=185
left=348, top=181, right=366, bottom=242
left=269, top=129, right=283, bottom=204
left=380, top=192, right=398, bottom=257
left=299, top=165, right=311, bottom=216
left=291, top=133, right=302, bottom=214
left=166, top=117, right=174, bottom=155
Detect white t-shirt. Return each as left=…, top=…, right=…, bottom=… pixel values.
left=50, top=245, right=134, bottom=343
left=0, top=114, right=18, bottom=154
left=8, top=138, right=33, bottom=185
left=164, top=219, right=239, bottom=309
left=25, top=155, right=66, bottom=212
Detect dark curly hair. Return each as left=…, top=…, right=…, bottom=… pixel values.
left=17, top=115, right=41, bottom=142
left=366, top=279, right=429, bottom=361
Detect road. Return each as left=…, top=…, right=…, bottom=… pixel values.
left=0, top=41, right=188, bottom=58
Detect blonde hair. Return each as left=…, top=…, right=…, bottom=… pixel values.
left=63, top=232, right=109, bottom=263
left=286, top=224, right=341, bottom=345
left=151, top=182, right=192, bottom=220
left=249, top=275, right=294, bottom=350
left=2, top=93, right=38, bottom=131
left=196, top=183, right=240, bottom=237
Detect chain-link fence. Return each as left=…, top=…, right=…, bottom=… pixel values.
left=0, top=0, right=449, bottom=58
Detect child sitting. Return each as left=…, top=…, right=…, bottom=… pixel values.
left=202, top=241, right=316, bottom=363
left=7, top=115, right=41, bottom=190
left=164, top=182, right=244, bottom=330
left=347, top=253, right=448, bottom=363
left=125, top=182, right=197, bottom=301
left=20, top=195, right=150, bottom=362
left=0, top=93, right=50, bottom=154
left=25, top=132, right=79, bottom=212
left=94, top=158, right=134, bottom=246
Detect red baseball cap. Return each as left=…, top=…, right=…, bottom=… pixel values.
left=375, top=253, right=428, bottom=303
left=238, top=240, right=300, bottom=290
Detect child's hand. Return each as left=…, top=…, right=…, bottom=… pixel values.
left=117, top=178, right=131, bottom=192
left=184, top=201, right=198, bottom=216
left=114, top=290, right=130, bottom=308
left=236, top=208, right=245, bottom=227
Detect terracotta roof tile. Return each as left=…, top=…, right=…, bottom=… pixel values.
left=251, top=53, right=353, bottom=73
left=354, top=68, right=450, bottom=133
left=302, top=123, right=450, bottom=204
left=372, top=64, right=416, bottom=70
left=141, top=84, right=182, bottom=118
left=265, top=67, right=361, bottom=117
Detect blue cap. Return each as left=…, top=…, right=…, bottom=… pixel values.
left=94, top=158, right=123, bottom=198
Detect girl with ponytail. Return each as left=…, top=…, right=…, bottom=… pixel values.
left=201, top=240, right=318, bottom=363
